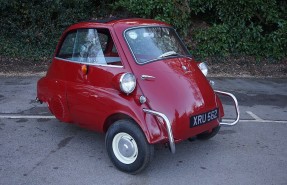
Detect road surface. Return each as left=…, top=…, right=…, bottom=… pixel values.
left=0, top=75, right=286, bottom=185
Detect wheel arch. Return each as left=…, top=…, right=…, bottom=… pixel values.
left=103, top=113, right=135, bottom=133
left=103, top=110, right=165, bottom=144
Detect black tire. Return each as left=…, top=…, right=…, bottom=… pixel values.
left=188, top=137, right=196, bottom=142
left=105, top=119, right=154, bottom=174
left=197, top=126, right=221, bottom=140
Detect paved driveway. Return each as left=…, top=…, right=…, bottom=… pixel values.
left=0, top=76, right=286, bottom=185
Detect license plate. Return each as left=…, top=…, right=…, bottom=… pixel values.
left=190, top=108, right=219, bottom=128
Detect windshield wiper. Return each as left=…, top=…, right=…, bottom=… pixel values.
left=158, top=51, right=179, bottom=58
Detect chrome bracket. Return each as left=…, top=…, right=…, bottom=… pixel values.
left=215, top=90, right=240, bottom=126
left=143, top=108, right=175, bottom=154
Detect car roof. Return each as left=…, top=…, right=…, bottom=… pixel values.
left=84, top=17, right=169, bottom=25
left=84, top=17, right=130, bottom=23
left=67, top=18, right=171, bottom=31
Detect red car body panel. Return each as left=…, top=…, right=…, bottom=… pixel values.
left=37, top=18, right=224, bottom=145
left=131, top=58, right=221, bottom=141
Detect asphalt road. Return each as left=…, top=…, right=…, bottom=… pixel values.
left=0, top=75, right=286, bottom=185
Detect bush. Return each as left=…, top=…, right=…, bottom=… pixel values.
left=0, top=0, right=114, bottom=59
left=113, top=0, right=191, bottom=35
left=114, top=0, right=287, bottom=60
left=0, top=0, right=286, bottom=61
left=190, top=0, right=287, bottom=60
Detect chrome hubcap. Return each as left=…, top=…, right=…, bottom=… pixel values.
left=112, top=133, right=138, bottom=164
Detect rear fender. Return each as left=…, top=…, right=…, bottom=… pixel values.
left=37, top=77, right=71, bottom=122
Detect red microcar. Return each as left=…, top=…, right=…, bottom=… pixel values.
left=37, top=18, right=240, bottom=174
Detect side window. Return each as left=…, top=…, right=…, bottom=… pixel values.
left=98, top=33, right=108, bottom=51
left=112, top=45, right=118, bottom=54
left=57, top=31, right=77, bottom=59
left=57, top=28, right=122, bottom=66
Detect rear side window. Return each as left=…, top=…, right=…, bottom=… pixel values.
left=57, top=28, right=122, bottom=66
left=57, top=31, right=77, bottom=59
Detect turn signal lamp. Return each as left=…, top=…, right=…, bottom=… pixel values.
left=81, top=65, right=88, bottom=75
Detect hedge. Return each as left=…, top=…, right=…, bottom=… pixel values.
left=0, top=0, right=115, bottom=59
left=115, top=0, right=287, bottom=60
left=0, top=0, right=286, bottom=61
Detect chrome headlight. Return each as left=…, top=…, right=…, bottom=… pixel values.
left=119, top=73, right=136, bottom=94
left=198, top=62, right=208, bottom=76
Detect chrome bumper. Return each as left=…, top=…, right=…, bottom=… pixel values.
left=143, top=108, right=176, bottom=154
left=214, top=90, right=240, bottom=126
left=143, top=91, right=239, bottom=154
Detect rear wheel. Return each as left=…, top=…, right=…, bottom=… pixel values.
left=197, top=126, right=220, bottom=140
left=105, top=119, right=154, bottom=174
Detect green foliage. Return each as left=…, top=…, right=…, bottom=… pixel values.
left=0, top=0, right=114, bottom=59
left=115, top=0, right=287, bottom=60
left=113, top=0, right=191, bottom=35
left=189, top=0, right=287, bottom=60
left=0, top=0, right=286, bottom=61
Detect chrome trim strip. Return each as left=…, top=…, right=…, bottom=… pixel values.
left=54, top=57, right=124, bottom=68
left=141, top=75, right=156, bottom=80
left=143, top=108, right=175, bottom=154
left=215, top=90, right=240, bottom=126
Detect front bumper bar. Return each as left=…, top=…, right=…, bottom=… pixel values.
left=143, top=90, right=240, bottom=154
left=214, top=90, right=240, bottom=126
left=143, top=108, right=176, bottom=154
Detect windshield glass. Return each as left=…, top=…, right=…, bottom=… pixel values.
left=125, top=27, right=190, bottom=64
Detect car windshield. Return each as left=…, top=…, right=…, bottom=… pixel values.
left=125, top=27, right=190, bottom=64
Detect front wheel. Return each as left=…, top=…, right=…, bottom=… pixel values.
left=105, top=119, right=154, bottom=174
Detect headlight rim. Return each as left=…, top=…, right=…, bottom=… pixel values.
left=119, top=72, right=136, bottom=94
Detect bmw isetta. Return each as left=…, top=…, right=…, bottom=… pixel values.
left=37, top=18, right=240, bottom=174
